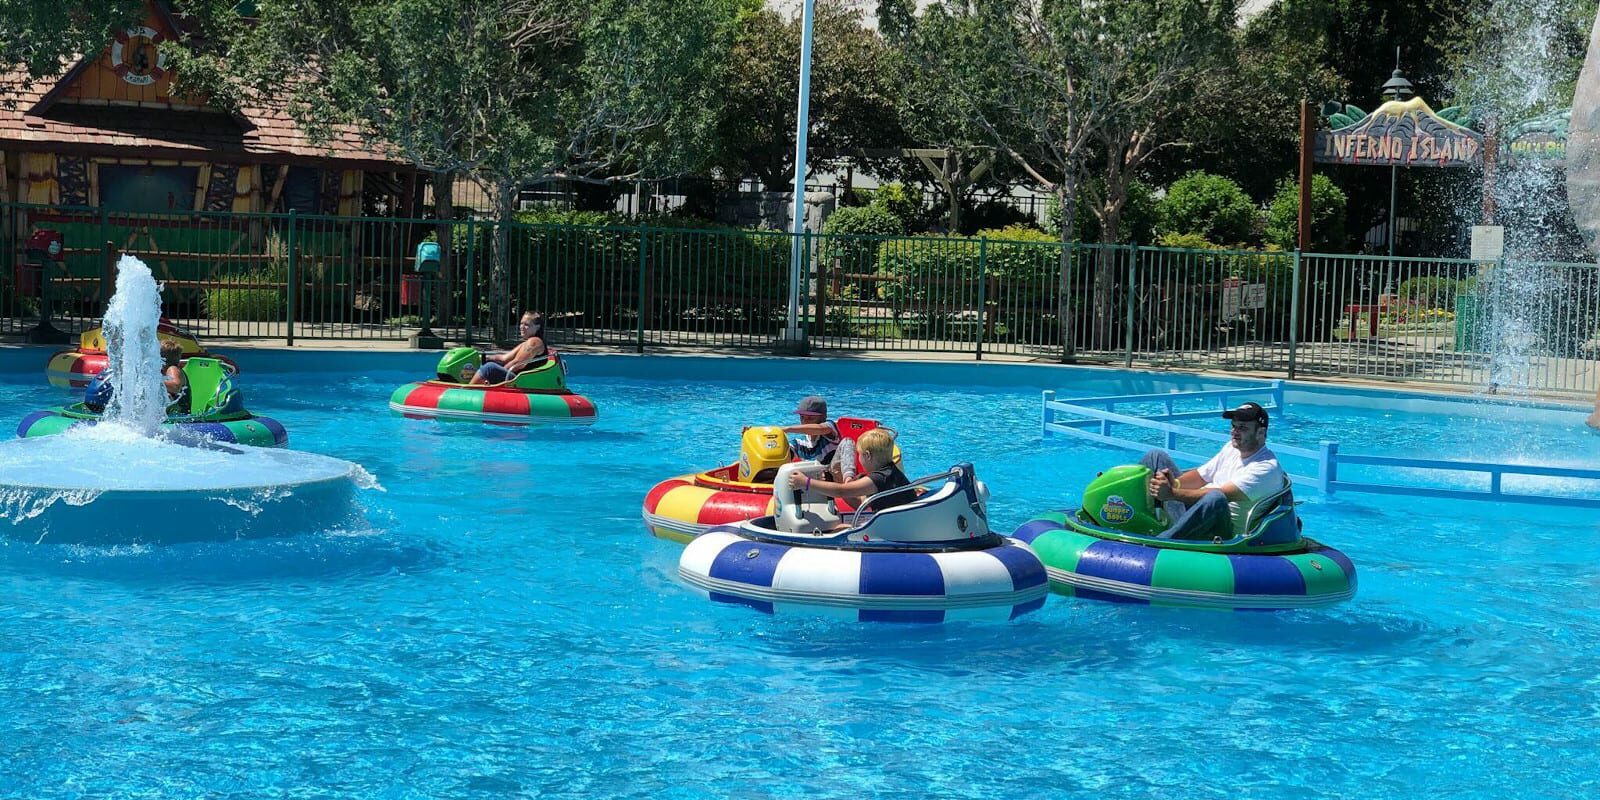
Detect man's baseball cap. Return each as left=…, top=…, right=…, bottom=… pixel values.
left=1222, top=401, right=1269, bottom=427
left=795, top=395, right=828, bottom=415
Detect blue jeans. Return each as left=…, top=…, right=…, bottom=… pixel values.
left=475, top=362, right=513, bottom=383
left=1157, top=489, right=1232, bottom=540
left=1140, top=449, right=1232, bottom=540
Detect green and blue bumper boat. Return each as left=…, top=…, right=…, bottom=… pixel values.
left=17, top=357, right=287, bottom=448
left=1011, top=465, right=1355, bottom=610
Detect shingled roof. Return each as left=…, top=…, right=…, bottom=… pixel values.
left=0, top=5, right=408, bottom=171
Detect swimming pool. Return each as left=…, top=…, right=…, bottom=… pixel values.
left=1, top=349, right=1597, bottom=798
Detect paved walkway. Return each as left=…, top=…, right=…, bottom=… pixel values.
left=3, top=320, right=1593, bottom=407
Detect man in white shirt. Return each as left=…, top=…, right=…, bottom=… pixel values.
left=1140, top=402, right=1287, bottom=540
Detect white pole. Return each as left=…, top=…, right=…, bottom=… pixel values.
left=784, top=0, right=817, bottom=340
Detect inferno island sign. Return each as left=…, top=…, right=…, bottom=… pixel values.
left=1315, top=97, right=1483, bottom=168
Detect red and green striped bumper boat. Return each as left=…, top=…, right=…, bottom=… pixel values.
left=389, top=351, right=597, bottom=426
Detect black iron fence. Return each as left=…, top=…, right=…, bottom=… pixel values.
left=3, top=202, right=1596, bottom=396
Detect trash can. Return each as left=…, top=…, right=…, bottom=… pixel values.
left=400, top=273, right=421, bottom=307
left=1453, top=293, right=1482, bottom=352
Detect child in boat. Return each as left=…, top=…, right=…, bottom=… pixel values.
left=160, top=339, right=190, bottom=414
left=786, top=428, right=915, bottom=514
left=471, top=311, right=547, bottom=385
left=779, top=395, right=857, bottom=481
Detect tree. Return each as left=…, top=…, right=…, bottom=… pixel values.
left=711, top=0, right=903, bottom=191
left=892, top=0, right=1237, bottom=356
left=1158, top=171, right=1259, bottom=246
left=0, top=0, right=146, bottom=106
left=190, top=0, right=735, bottom=336
left=1265, top=173, right=1347, bottom=251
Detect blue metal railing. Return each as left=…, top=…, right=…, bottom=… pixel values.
left=1042, top=384, right=1600, bottom=508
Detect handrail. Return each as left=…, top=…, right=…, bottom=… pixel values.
left=1042, top=388, right=1600, bottom=509
left=847, top=465, right=966, bottom=528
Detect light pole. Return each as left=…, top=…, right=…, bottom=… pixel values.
left=782, top=0, right=817, bottom=352
left=1380, top=65, right=1414, bottom=261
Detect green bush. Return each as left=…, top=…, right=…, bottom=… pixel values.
left=1157, top=171, right=1258, bottom=247
left=874, top=233, right=981, bottom=337
left=1398, top=276, right=1464, bottom=310
left=499, top=214, right=791, bottom=335
left=822, top=205, right=903, bottom=270
left=1043, top=180, right=1158, bottom=244
left=868, top=183, right=925, bottom=228
left=204, top=234, right=287, bottom=322
left=204, top=274, right=285, bottom=321
left=1265, top=174, right=1348, bottom=252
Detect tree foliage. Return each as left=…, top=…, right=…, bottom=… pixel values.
left=0, top=0, right=145, bottom=104
left=1265, top=173, right=1348, bottom=251
left=1158, top=170, right=1259, bottom=246
left=712, top=0, right=903, bottom=190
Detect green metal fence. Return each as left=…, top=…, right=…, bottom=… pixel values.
left=4, top=202, right=1597, bottom=396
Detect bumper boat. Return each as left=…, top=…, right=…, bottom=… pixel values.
left=18, top=357, right=287, bottom=447
left=1010, top=465, right=1356, bottom=610
left=679, top=461, right=1048, bottom=622
left=389, top=347, right=597, bottom=425
left=46, top=319, right=238, bottom=389
left=644, top=418, right=895, bottom=543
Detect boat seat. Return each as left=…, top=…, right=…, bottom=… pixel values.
left=181, top=357, right=240, bottom=417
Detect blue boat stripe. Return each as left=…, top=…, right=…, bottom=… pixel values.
left=1315, top=546, right=1358, bottom=587
left=1009, top=518, right=1064, bottom=544
left=706, top=539, right=787, bottom=587
left=16, top=410, right=53, bottom=437
left=988, top=543, right=1048, bottom=590
left=859, top=552, right=944, bottom=596
left=1227, top=554, right=1308, bottom=596
left=1076, top=539, right=1157, bottom=587
left=258, top=416, right=289, bottom=445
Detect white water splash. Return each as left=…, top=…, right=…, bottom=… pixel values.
left=100, top=255, right=168, bottom=435
left=1447, top=0, right=1594, bottom=400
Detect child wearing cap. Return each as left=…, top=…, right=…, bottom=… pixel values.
left=780, top=395, right=858, bottom=481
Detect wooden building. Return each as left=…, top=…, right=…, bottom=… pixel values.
left=0, top=2, right=414, bottom=217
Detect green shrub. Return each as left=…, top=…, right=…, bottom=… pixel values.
left=1265, top=174, right=1348, bottom=252
left=500, top=215, right=791, bottom=335
left=1157, top=171, right=1258, bottom=246
left=1155, top=231, right=1222, bottom=250
left=1398, top=275, right=1463, bottom=310
left=874, top=233, right=981, bottom=337
left=204, top=233, right=287, bottom=322
left=822, top=206, right=903, bottom=283
left=204, top=275, right=285, bottom=321
left=1043, top=180, right=1158, bottom=244
left=869, top=183, right=925, bottom=230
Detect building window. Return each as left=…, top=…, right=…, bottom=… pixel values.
left=99, top=164, right=199, bottom=213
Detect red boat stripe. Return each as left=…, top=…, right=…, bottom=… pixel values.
left=562, top=395, right=596, bottom=417
left=696, top=492, right=773, bottom=524
left=404, top=383, right=451, bottom=410
left=644, top=478, right=693, bottom=511
left=482, top=389, right=532, bottom=417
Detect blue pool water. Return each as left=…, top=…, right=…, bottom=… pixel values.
left=2, top=350, right=1598, bottom=798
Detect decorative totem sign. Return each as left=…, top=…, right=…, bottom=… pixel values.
left=1315, top=97, right=1483, bottom=168
left=1503, top=108, right=1569, bottom=165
